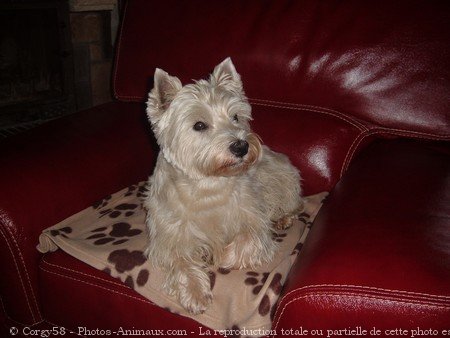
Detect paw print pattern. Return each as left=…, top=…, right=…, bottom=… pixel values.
left=272, top=231, right=287, bottom=243
left=106, top=249, right=150, bottom=289
left=107, top=249, right=146, bottom=273
left=125, top=183, right=148, bottom=199
left=92, top=195, right=112, bottom=210
left=291, top=241, right=304, bottom=256
left=50, top=227, right=72, bottom=238
left=98, top=203, right=139, bottom=219
left=244, top=271, right=283, bottom=319
left=244, top=271, right=269, bottom=295
left=93, top=183, right=144, bottom=219
left=86, top=222, right=142, bottom=245
left=297, top=212, right=313, bottom=228
left=124, top=269, right=150, bottom=290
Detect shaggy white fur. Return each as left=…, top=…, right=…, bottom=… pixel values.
left=144, top=58, right=302, bottom=314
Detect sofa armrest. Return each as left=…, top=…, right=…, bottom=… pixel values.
left=273, top=139, right=450, bottom=334
left=0, top=102, right=156, bottom=325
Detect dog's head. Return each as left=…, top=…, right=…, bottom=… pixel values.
left=146, top=58, right=262, bottom=179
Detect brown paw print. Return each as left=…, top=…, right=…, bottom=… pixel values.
left=50, top=226, right=72, bottom=238
left=125, top=183, right=148, bottom=199
left=107, top=249, right=146, bottom=273
left=92, top=195, right=112, bottom=210
left=124, top=269, right=150, bottom=289
left=272, top=231, right=287, bottom=243
left=98, top=203, right=139, bottom=219
left=103, top=264, right=149, bottom=290
left=87, top=222, right=143, bottom=245
left=244, top=271, right=283, bottom=318
left=297, top=212, right=313, bottom=228
left=291, top=241, right=304, bottom=256
left=245, top=271, right=269, bottom=295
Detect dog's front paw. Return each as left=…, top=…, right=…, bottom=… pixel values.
left=179, top=284, right=213, bottom=315
left=220, top=232, right=276, bottom=270
left=220, top=241, right=242, bottom=270
left=169, top=263, right=213, bottom=315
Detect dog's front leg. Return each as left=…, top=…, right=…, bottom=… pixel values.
left=219, top=208, right=277, bottom=270
left=220, top=230, right=276, bottom=270
left=165, top=258, right=212, bottom=315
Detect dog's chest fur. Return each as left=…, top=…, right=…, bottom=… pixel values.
left=147, top=153, right=262, bottom=244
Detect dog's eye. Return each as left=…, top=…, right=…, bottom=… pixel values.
left=193, top=121, right=208, bottom=131
left=233, top=114, right=239, bottom=122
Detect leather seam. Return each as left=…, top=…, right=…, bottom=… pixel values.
left=374, top=127, right=450, bottom=139
left=39, top=266, right=155, bottom=306
left=41, top=256, right=127, bottom=288
left=280, top=284, right=450, bottom=305
left=340, top=127, right=450, bottom=177
left=249, top=100, right=366, bottom=132
left=0, top=296, right=44, bottom=327
left=273, top=292, right=450, bottom=334
left=2, top=226, right=42, bottom=320
left=340, top=130, right=371, bottom=178
left=0, top=226, right=40, bottom=322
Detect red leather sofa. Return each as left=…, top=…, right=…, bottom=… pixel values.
left=1, top=1, right=449, bottom=336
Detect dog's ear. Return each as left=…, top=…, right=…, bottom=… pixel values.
left=151, top=68, right=182, bottom=110
left=210, top=57, right=243, bottom=94
left=146, top=68, right=182, bottom=127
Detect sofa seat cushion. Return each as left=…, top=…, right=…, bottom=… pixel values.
left=37, top=180, right=326, bottom=333
left=39, top=251, right=204, bottom=335
left=273, top=139, right=450, bottom=333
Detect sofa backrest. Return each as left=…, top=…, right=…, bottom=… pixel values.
left=114, top=0, right=449, bottom=138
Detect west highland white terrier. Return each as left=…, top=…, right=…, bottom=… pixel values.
left=144, top=58, right=302, bottom=314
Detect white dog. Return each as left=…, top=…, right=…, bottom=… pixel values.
left=144, top=58, right=302, bottom=314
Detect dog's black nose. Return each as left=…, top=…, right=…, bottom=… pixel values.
left=229, top=140, right=249, bottom=158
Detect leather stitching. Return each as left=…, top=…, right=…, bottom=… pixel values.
left=374, top=127, right=450, bottom=139
left=340, top=130, right=371, bottom=178
left=2, top=225, right=42, bottom=319
left=273, top=292, right=450, bottom=334
left=279, top=284, right=450, bottom=304
left=0, top=296, right=44, bottom=327
left=340, top=128, right=450, bottom=177
left=0, top=226, right=40, bottom=322
left=41, top=256, right=126, bottom=288
left=39, top=266, right=155, bottom=306
left=249, top=100, right=367, bottom=132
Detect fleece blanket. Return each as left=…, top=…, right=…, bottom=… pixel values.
left=37, top=181, right=326, bottom=333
